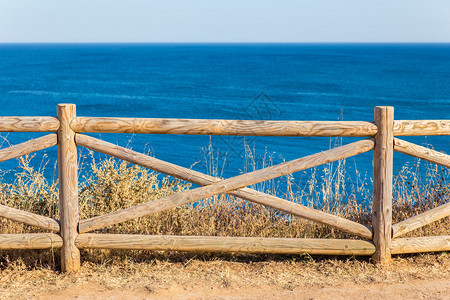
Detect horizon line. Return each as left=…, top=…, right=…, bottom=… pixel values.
left=1, top=42, right=450, bottom=45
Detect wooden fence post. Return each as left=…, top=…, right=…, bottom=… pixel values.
left=57, top=104, right=80, bottom=272
left=372, top=106, right=394, bottom=264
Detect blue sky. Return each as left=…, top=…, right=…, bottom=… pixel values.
left=1, top=0, right=449, bottom=43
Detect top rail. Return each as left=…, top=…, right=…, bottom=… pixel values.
left=70, top=117, right=450, bottom=137
left=0, top=117, right=60, bottom=132
left=394, top=120, right=450, bottom=136
left=0, top=116, right=448, bottom=137
left=71, top=117, right=378, bottom=137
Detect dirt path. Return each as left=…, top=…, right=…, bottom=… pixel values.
left=32, top=279, right=450, bottom=300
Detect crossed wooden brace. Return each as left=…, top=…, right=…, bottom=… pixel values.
left=0, top=134, right=448, bottom=240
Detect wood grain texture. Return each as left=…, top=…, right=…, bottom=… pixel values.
left=392, top=202, right=450, bottom=238
left=394, top=120, right=450, bottom=136
left=372, top=106, right=394, bottom=265
left=76, top=134, right=372, bottom=239
left=0, top=204, right=60, bottom=232
left=71, top=117, right=378, bottom=137
left=72, top=118, right=450, bottom=137
left=57, top=104, right=80, bottom=272
left=0, top=134, right=57, bottom=163
left=76, top=234, right=376, bottom=256
left=78, top=138, right=374, bottom=233
left=0, top=117, right=59, bottom=132
left=393, top=138, right=450, bottom=168
left=391, top=235, right=450, bottom=254
left=0, top=233, right=62, bottom=249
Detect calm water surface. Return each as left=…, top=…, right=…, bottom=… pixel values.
left=0, top=44, right=448, bottom=202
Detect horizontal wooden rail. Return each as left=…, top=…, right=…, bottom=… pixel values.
left=78, top=138, right=374, bottom=233
left=0, top=116, right=446, bottom=137
left=0, top=233, right=63, bottom=250
left=76, top=134, right=372, bottom=239
left=392, top=202, right=450, bottom=238
left=0, top=134, right=57, bottom=163
left=75, top=234, right=376, bottom=256
left=394, top=120, right=450, bottom=136
left=393, top=138, right=450, bottom=168
left=391, top=235, right=450, bottom=254
left=0, top=117, right=59, bottom=132
left=0, top=204, right=60, bottom=232
left=71, top=117, right=378, bottom=137
left=71, top=118, right=450, bottom=136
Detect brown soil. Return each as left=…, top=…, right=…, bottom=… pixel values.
left=1, top=252, right=449, bottom=300
left=27, top=279, right=449, bottom=300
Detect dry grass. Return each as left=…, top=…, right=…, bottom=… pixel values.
left=0, top=252, right=448, bottom=299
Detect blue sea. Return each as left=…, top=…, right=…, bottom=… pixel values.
left=0, top=44, right=449, bottom=201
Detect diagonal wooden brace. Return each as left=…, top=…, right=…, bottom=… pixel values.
left=77, top=135, right=374, bottom=237
left=0, top=134, right=57, bottom=163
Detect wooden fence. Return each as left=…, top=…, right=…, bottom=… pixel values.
left=0, top=104, right=449, bottom=272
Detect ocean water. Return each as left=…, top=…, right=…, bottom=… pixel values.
left=0, top=44, right=449, bottom=202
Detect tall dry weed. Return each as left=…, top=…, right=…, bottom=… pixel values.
left=0, top=139, right=448, bottom=245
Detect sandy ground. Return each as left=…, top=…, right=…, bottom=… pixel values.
left=32, top=279, right=450, bottom=300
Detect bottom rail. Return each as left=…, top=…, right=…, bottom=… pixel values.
left=0, top=233, right=447, bottom=255
left=0, top=233, right=63, bottom=250
left=391, top=235, right=450, bottom=254
left=76, top=234, right=376, bottom=256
